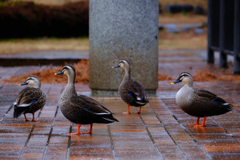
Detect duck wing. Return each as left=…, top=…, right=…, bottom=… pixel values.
left=126, top=80, right=149, bottom=105
left=194, top=89, right=230, bottom=105
left=70, top=95, right=118, bottom=122
left=193, top=89, right=233, bottom=116
left=13, top=87, right=42, bottom=118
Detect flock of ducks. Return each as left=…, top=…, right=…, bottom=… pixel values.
left=12, top=59, right=233, bottom=135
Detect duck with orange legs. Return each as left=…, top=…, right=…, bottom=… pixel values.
left=13, top=75, right=46, bottom=122
left=171, top=72, right=233, bottom=127
left=113, top=59, right=149, bottom=114
left=55, top=65, right=118, bottom=135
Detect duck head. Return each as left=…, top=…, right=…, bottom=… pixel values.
left=112, top=59, right=132, bottom=72
left=19, top=75, right=41, bottom=88
left=171, top=72, right=193, bottom=87
left=55, top=65, right=76, bottom=83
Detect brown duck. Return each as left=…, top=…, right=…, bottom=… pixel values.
left=13, top=75, right=46, bottom=122
left=171, top=72, right=233, bottom=127
left=113, top=59, right=149, bottom=114
left=55, top=65, right=118, bottom=135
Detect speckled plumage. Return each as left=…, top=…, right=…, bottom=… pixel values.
left=172, top=72, right=233, bottom=126
left=119, top=78, right=148, bottom=107
left=176, top=85, right=232, bottom=117
left=113, top=59, right=149, bottom=114
left=56, top=65, right=118, bottom=135
left=13, top=75, right=46, bottom=122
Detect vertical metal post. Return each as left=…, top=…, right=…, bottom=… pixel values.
left=219, top=0, right=228, bottom=68
left=207, top=0, right=214, bottom=64
left=234, top=0, right=240, bottom=74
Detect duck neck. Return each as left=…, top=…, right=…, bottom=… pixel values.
left=61, top=75, right=77, bottom=101
left=186, top=81, right=193, bottom=88
left=67, top=73, right=75, bottom=84
left=61, top=83, right=77, bottom=100
left=32, top=84, right=40, bottom=89
left=120, top=67, right=131, bottom=86
left=67, top=74, right=77, bottom=95
left=66, top=83, right=77, bottom=94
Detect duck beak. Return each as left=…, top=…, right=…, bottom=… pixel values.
left=171, top=77, right=181, bottom=85
left=19, top=82, right=28, bottom=86
left=112, top=64, right=120, bottom=68
left=55, top=71, right=63, bottom=75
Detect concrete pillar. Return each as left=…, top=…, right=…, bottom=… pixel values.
left=89, top=0, right=159, bottom=96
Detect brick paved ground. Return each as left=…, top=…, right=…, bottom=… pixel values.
left=0, top=51, right=240, bottom=160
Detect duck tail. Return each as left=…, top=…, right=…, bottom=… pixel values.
left=135, top=100, right=149, bottom=106
left=223, top=103, right=233, bottom=111
left=135, top=96, right=149, bottom=106
left=97, top=114, right=119, bottom=124
left=13, top=105, right=25, bottom=118
left=216, top=103, right=233, bottom=115
left=106, top=114, right=119, bottom=122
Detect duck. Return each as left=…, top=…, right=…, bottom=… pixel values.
left=55, top=65, right=118, bottom=135
left=112, top=59, right=149, bottom=114
left=171, top=72, right=233, bottom=127
left=13, top=75, right=46, bottom=122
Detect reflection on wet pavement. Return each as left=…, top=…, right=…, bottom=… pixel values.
left=0, top=52, right=240, bottom=159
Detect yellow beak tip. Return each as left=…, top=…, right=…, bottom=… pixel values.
left=54, top=73, right=57, bottom=75
left=18, top=84, right=21, bottom=86
left=112, top=66, right=114, bottom=69
left=170, top=83, right=175, bottom=85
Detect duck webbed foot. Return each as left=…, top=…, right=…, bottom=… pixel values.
left=123, top=105, right=141, bottom=114
left=81, top=124, right=93, bottom=134
left=31, top=112, right=40, bottom=122
left=24, top=114, right=30, bottom=122
left=68, top=132, right=81, bottom=135
left=132, top=107, right=141, bottom=114
left=188, top=117, right=207, bottom=127
left=68, top=124, right=81, bottom=136
left=188, top=117, right=199, bottom=127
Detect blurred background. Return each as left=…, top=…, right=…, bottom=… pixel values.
left=0, top=0, right=207, bottom=54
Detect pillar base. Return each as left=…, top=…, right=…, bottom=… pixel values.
left=91, top=90, right=157, bottom=97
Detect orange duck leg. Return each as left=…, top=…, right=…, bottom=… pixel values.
left=82, top=124, right=93, bottom=134
left=68, top=124, right=93, bottom=135
left=133, top=106, right=141, bottom=114
left=123, top=105, right=142, bottom=114
left=24, top=114, right=30, bottom=122
left=188, top=116, right=207, bottom=127
left=31, top=112, right=40, bottom=122
left=123, top=104, right=131, bottom=114
left=68, top=124, right=81, bottom=135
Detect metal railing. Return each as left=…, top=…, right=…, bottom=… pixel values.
left=207, top=0, right=240, bottom=74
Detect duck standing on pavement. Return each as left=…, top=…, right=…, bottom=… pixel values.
left=55, top=65, right=118, bottom=135
left=112, top=59, right=149, bottom=114
left=171, top=72, right=233, bottom=127
left=13, top=75, right=46, bottom=122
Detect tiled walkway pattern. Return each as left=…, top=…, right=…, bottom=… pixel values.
left=0, top=82, right=240, bottom=160
left=0, top=53, right=240, bottom=159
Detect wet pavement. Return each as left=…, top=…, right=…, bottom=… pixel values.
left=0, top=50, right=240, bottom=160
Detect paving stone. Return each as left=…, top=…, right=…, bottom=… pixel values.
left=0, top=51, right=239, bottom=159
